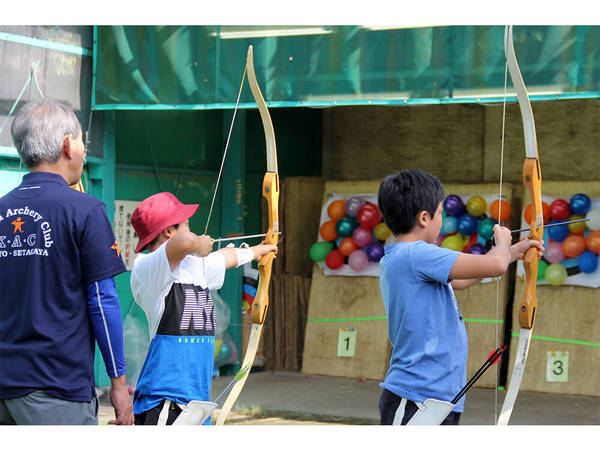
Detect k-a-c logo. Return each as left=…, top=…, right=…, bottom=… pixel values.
left=0, top=206, right=54, bottom=257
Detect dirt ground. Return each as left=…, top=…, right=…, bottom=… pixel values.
left=98, top=403, right=352, bottom=425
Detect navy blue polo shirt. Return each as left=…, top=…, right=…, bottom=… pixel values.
left=0, top=172, right=126, bottom=402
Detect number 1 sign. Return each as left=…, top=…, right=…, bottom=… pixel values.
left=337, top=328, right=357, bottom=357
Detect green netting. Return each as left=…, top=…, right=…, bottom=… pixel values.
left=94, top=25, right=600, bottom=109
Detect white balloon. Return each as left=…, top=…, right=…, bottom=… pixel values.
left=586, top=208, right=600, bottom=231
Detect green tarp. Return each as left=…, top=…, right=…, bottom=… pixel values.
left=94, top=25, right=600, bottom=109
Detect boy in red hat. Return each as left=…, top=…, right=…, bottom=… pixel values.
left=129, top=191, right=277, bottom=425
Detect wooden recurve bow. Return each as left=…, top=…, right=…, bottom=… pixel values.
left=216, top=45, right=279, bottom=425
left=497, top=25, right=543, bottom=426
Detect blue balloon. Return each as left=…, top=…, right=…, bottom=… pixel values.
left=569, top=193, right=591, bottom=215
left=546, top=220, right=570, bottom=242
left=578, top=251, right=598, bottom=273
left=457, top=213, right=478, bottom=235
left=441, top=216, right=458, bottom=235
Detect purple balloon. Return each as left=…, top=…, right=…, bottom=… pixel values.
left=443, top=195, right=466, bottom=217
left=467, top=243, right=486, bottom=255
left=345, top=196, right=366, bottom=217
left=348, top=249, right=369, bottom=271
left=365, top=242, right=385, bottom=262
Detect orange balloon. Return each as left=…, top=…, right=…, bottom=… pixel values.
left=327, top=199, right=346, bottom=221
left=524, top=201, right=550, bottom=225
left=586, top=230, right=600, bottom=255
left=562, top=234, right=586, bottom=258
left=338, top=237, right=358, bottom=256
left=489, top=199, right=511, bottom=222
left=319, top=220, right=338, bottom=241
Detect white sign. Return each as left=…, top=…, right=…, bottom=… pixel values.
left=113, top=200, right=140, bottom=270
left=546, top=351, right=569, bottom=383
left=337, top=328, right=357, bottom=357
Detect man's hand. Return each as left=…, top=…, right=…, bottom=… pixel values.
left=108, top=375, right=134, bottom=425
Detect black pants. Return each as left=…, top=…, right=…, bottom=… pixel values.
left=379, top=388, right=461, bottom=425
left=134, top=399, right=183, bottom=425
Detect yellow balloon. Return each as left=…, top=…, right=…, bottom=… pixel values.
left=214, top=339, right=223, bottom=358
left=466, top=195, right=487, bottom=217
left=545, top=263, right=567, bottom=286
left=442, top=235, right=464, bottom=252
left=374, top=222, right=392, bottom=240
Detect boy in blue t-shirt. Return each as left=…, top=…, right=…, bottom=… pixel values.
left=377, top=170, right=544, bottom=425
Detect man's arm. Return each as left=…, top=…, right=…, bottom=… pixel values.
left=87, top=277, right=134, bottom=425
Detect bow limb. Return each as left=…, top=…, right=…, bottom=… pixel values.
left=216, top=45, right=279, bottom=425
left=497, top=25, right=543, bottom=426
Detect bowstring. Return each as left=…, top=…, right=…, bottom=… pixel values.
left=495, top=57, right=509, bottom=424
left=204, top=62, right=248, bottom=236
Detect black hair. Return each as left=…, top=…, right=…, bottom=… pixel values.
left=377, top=169, right=445, bottom=235
left=145, top=222, right=180, bottom=252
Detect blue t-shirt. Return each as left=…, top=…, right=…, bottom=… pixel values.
left=0, top=172, right=126, bottom=402
left=379, top=240, right=467, bottom=412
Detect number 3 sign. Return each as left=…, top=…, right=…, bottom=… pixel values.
left=546, top=351, right=569, bottom=383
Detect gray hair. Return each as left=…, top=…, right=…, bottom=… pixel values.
left=11, top=100, right=81, bottom=169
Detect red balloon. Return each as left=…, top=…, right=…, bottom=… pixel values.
left=562, top=234, right=586, bottom=258
left=462, top=233, right=478, bottom=253
left=357, top=203, right=382, bottom=229
left=325, top=249, right=344, bottom=270
left=549, top=199, right=571, bottom=221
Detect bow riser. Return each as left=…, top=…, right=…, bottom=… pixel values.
left=252, top=171, right=279, bottom=324
left=520, top=157, right=543, bottom=329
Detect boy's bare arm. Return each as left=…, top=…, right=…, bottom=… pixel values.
left=217, top=244, right=278, bottom=269
left=451, top=278, right=482, bottom=290
left=165, top=232, right=213, bottom=271
left=449, top=225, right=545, bottom=281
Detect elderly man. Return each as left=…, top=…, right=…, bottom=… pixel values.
left=0, top=100, right=133, bottom=425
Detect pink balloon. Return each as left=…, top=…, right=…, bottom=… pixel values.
left=545, top=241, right=565, bottom=264
left=348, top=249, right=369, bottom=272
left=352, top=226, right=372, bottom=248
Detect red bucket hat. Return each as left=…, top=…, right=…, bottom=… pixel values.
left=131, top=192, right=199, bottom=253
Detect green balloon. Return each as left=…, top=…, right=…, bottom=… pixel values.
left=477, top=217, right=497, bottom=241
left=442, top=234, right=464, bottom=252
left=545, top=263, right=567, bottom=286
left=537, top=259, right=548, bottom=281
left=335, top=216, right=359, bottom=237
left=309, top=241, right=334, bottom=262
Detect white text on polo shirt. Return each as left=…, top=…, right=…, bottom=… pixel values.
left=0, top=206, right=53, bottom=257
left=2, top=207, right=43, bottom=223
